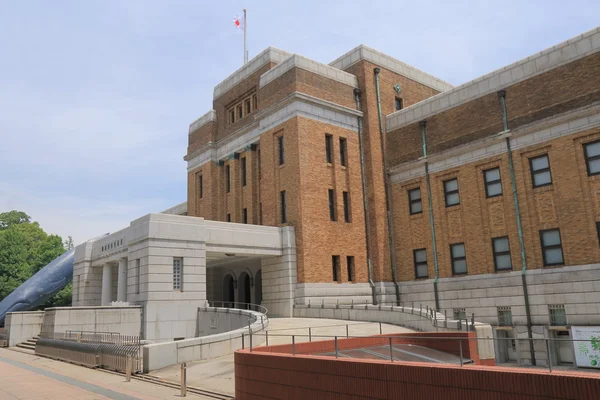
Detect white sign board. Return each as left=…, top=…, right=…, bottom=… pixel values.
left=571, top=326, right=600, bottom=369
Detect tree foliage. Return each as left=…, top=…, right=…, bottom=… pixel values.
left=0, top=211, right=70, bottom=307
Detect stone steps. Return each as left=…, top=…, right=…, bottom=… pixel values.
left=16, top=337, right=38, bottom=351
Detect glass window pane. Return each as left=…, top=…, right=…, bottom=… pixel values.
left=415, top=250, right=427, bottom=263
left=410, top=189, right=421, bottom=201
left=416, top=264, right=428, bottom=278
left=487, top=182, right=503, bottom=196
left=446, top=192, right=460, bottom=205
left=588, top=158, right=600, bottom=174
left=496, top=254, right=512, bottom=270
left=453, top=259, right=467, bottom=274
left=411, top=201, right=422, bottom=214
left=542, top=230, right=561, bottom=246
left=533, top=171, right=551, bottom=186
left=452, top=244, right=465, bottom=258
left=544, top=248, right=564, bottom=265
left=531, top=156, right=549, bottom=171
left=494, top=237, right=510, bottom=253
left=586, top=141, right=600, bottom=158
left=445, top=179, right=458, bottom=192
left=485, top=168, right=500, bottom=182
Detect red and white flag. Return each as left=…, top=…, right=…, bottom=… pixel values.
left=233, top=16, right=243, bottom=29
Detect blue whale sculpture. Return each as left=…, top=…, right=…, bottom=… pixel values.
left=0, top=248, right=74, bottom=326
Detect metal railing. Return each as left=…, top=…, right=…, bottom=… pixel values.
left=241, top=330, right=597, bottom=373
left=0, top=327, right=8, bottom=347
left=296, top=299, right=477, bottom=332
left=36, top=331, right=142, bottom=373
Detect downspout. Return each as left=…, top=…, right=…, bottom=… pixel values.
left=373, top=68, right=401, bottom=305
left=419, top=121, right=441, bottom=311
left=498, top=90, right=536, bottom=366
left=354, top=88, right=377, bottom=305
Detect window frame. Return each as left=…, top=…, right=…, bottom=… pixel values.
left=444, top=178, right=460, bottom=207
left=539, top=228, right=564, bottom=266
left=529, top=154, right=552, bottom=188
left=596, top=221, right=600, bottom=247
left=332, top=255, right=340, bottom=282
left=280, top=190, right=287, bottom=224
left=325, top=134, right=333, bottom=163
left=328, top=189, right=336, bottom=221
left=395, top=97, right=403, bottom=111
left=226, top=164, right=231, bottom=193
left=408, top=187, right=422, bottom=215
left=342, top=191, right=350, bottom=223
left=450, top=243, right=467, bottom=275
left=245, top=99, right=251, bottom=115
left=242, top=208, right=248, bottom=224
left=584, top=140, right=600, bottom=176
left=278, top=135, right=284, bottom=165
left=229, top=109, right=235, bottom=124
left=252, top=94, right=258, bottom=111
left=492, top=236, right=512, bottom=271
left=173, top=257, right=183, bottom=291
left=483, top=167, right=503, bottom=198
left=346, top=256, right=355, bottom=282
left=413, top=248, right=428, bottom=279
left=339, top=137, right=347, bottom=167
left=198, top=174, right=203, bottom=198
left=241, top=157, right=247, bottom=187
left=226, top=213, right=231, bottom=222
left=237, top=104, right=243, bottom=120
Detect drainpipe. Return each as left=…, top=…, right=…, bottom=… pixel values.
left=419, top=121, right=441, bottom=311
left=373, top=68, right=401, bottom=306
left=498, top=90, right=536, bottom=366
left=354, top=88, right=377, bottom=305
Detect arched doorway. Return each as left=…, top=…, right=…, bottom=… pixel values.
left=223, top=274, right=235, bottom=307
left=255, top=270, right=262, bottom=306
left=238, top=272, right=252, bottom=308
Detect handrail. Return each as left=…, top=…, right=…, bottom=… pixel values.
left=204, top=301, right=269, bottom=316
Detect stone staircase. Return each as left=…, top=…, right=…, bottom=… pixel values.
left=16, top=337, right=38, bottom=351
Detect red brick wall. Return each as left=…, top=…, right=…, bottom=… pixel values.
left=235, top=346, right=600, bottom=399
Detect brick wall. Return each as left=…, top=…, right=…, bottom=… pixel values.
left=235, top=343, right=599, bottom=399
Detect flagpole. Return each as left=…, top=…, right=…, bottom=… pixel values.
left=243, top=9, right=248, bottom=64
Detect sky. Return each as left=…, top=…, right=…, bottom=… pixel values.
left=0, top=1, right=598, bottom=245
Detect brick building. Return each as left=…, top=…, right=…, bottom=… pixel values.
left=183, top=27, right=600, bottom=365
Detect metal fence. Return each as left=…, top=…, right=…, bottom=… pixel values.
left=0, top=327, right=7, bottom=347
left=36, top=331, right=142, bottom=373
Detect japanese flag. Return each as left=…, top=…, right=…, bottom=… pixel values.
left=233, top=16, right=243, bottom=29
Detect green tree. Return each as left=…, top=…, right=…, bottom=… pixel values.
left=0, top=211, right=69, bottom=306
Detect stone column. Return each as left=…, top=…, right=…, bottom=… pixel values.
left=117, top=258, right=128, bottom=302
left=101, top=263, right=113, bottom=305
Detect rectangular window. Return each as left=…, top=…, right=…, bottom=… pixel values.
left=395, top=97, right=403, bottom=111
left=332, top=255, right=340, bottom=282
left=229, top=109, right=235, bottom=124
left=243, top=208, right=248, bottom=224
left=453, top=308, right=466, bottom=320
left=492, top=236, right=512, bottom=271
left=549, top=304, right=567, bottom=326
left=413, top=248, right=428, bottom=278
left=278, top=136, right=284, bottom=165
left=596, top=221, right=600, bottom=247
left=198, top=174, right=203, bottom=198
left=135, top=259, right=140, bottom=294
left=173, top=257, right=183, bottom=291
left=408, top=188, right=422, bottom=215
left=259, top=203, right=263, bottom=225
left=484, top=167, right=502, bottom=198
left=328, top=189, right=336, bottom=221
left=252, top=94, right=258, bottom=110
left=245, top=99, right=251, bottom=115
left=498, top=306, right=513, bottom=326
left=226, top=165, right=231, bottom=193
left=450, top=243, right=467, bottom=275
left=343, top=191, right=350, bottom=222
left=241, top=157, right=247, bottom=187
left=226, top=213, right=231, bottom=222
left=540, top=229, right=564, bottom=266
left=529, top=154, right=552, bottom=188
left=584, top=140, right=600, bottom=176
left=339, top=138, right=347, bottom=167
left=444, top=178, right=460, bottom=207
left=346, top=256, right=355, bottom=282
left=280, top=191, right=287, bottom=223
left=325, top=134, right=333, bottom=163
left=237, top=104, right=243, bottom=119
